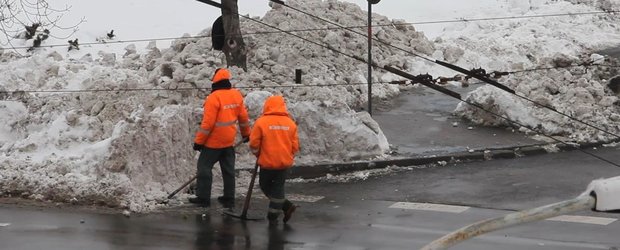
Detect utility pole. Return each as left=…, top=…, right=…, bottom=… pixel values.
left=221, top=0, right=247, bottom=71
left=367, top=0, right=380, bottom=116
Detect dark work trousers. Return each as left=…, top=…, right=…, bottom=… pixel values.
left=259, top=168, right=293, bottom=219
left=196, top=146, right=236, bottom=200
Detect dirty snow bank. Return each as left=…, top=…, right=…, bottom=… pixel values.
left=429, top=0, right=620, bottom=143
left=0, top=0, right=424, bottom=211
left=456, top=58, right=620, bottom=143
left=409, top=0, right=620, bottom=77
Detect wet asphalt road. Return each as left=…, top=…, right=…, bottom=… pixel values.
left=374, top=84, right=540, bottom=156
left=2, top=81, right=620, bottom=249
left=2, top=145, right=620, bottom=250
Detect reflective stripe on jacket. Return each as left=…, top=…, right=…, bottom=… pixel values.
left=194, top=88, right=251, bottom=148
left=249, top=96, right=299, bottom=170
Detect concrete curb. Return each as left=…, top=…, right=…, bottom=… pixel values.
left=283, top=140, right=619, bottom=179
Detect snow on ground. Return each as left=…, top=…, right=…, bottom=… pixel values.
left=0, top=0, right=413, bottom=211
left=433, top=0, right=620, bottom=143
left=456, top=64, right=620, bottom=143
left=1, top=0, right=620, bottom=211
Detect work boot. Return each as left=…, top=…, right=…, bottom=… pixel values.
left=217, top=196, right=235, bottom=209
left=188, top=197, right=210, bottom=207
left=282, top=204, right=298, bottom=223
left=267, top=212, right=279, bottom=226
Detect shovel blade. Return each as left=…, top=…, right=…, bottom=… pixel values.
left=223, top=210, right=263, bottom=221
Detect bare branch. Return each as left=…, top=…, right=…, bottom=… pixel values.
left=0, top=0, right=83, bottom=52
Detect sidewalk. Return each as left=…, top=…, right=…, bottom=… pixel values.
left=374, top=85, right=540, bottom=156
left=288, top=84, right=614, bottom=179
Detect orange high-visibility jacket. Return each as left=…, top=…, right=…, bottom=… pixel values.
left=249, top=96, right=299, bottom=170
left=194, top=88, right=251, bottom=149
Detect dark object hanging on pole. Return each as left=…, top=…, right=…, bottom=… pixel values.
left=295, top=69, right=302, bottom=84
left=212, top=16, right=225, bottom=51
left=195, top=0, right=247, bottom=70
left=221, top=0, right=248, bottom=71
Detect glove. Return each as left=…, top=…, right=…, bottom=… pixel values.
left=193, top=143, right=203, bottom=151
left=242, top=136, right=250, bottom=143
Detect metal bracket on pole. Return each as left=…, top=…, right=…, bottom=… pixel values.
left=295, top=69, right=302, bottom=84
left=195, top=0, right=222, bottom=8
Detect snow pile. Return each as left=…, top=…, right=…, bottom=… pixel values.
left=428, top=1, right=620, bottom=143
left=566, top=0, right=620, bottom=11
left=456, top=57, right=620, bottom=143
left=2, top=0, right=620, bottom=211
left=409, top=0, right=620, bottom=77
left=0, top=0, right=422, bottom=211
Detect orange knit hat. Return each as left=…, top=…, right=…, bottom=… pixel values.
left=212, top=68, right=231, bottom=83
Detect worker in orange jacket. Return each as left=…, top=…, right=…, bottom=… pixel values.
left=249, top=95, right=300, bottom=224
left=191, top=68, right=251, bottom=208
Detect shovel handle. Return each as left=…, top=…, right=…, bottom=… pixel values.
left=240, top=163, right=260, bottom=218
left=167, top=175, right=197, bottom=199
left=167, top=140, right=245, bottom=200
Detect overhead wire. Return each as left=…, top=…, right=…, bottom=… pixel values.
left=6, top=8, right=620, bottom=50
left=3, top=1, right=618, bottom=167
left=401, top=9, right=620, bottom=25
left=193, top=0, right=620, bottom=168
left=0, top=59, right=616, bottom=95
left=269, top=0, right=620, bottom=142
left=438, top=63, right=620, bottom=141
left=384, top=66, right=620, bottom=168
left=508, top=63, right=620, bottom=74
left=0, top=80, right=398, bottom=95
left=267, top=0, right=435, bottom=62
left=464, top=97, right=620, bottom=167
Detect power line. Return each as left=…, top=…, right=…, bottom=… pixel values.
left=384, top=65, right=620, bottom=168
left=1, top=59, right=614, bottom=97
left=257, top=0, right=620, bottom=168
left=463, top=96, right=620, bottom=168
left=6, top=8, right=620, bottom=50
left=7, top=28, right=357, bottom=50
left=5, top=1, right=620, bottom=168
left=270, top=0, right=435, bottom=62
left=508, top=63, right=620, bottom=74
left=403, top=10, right=620, bottom=26
left=270, top=0, right=620, bottom=145
left=0, top=81, right=401, bottom=95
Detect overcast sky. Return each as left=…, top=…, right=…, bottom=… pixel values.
left=236, top=0, right=507, bottom=22
left=236, top=0, right=411, bottom=19
left=59, top=0, right=472, bottom=42
left=237, top=0, right=476, bottom=21
left=233, top=0, right=507, bottom=38
left=7, top=0, right=507, bottom=50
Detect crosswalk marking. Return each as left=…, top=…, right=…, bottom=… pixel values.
left=546, top=215, right=617, bottom=225
left=386, top=202, right=618, bottom=226
left=389, top=202, right=470, bottom=213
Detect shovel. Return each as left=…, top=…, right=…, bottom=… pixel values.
left=166, top=140, right=245, bottom=200
left=223, top=162, right=262, bottom=220
left=167, top=175, right=197, bottom=200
